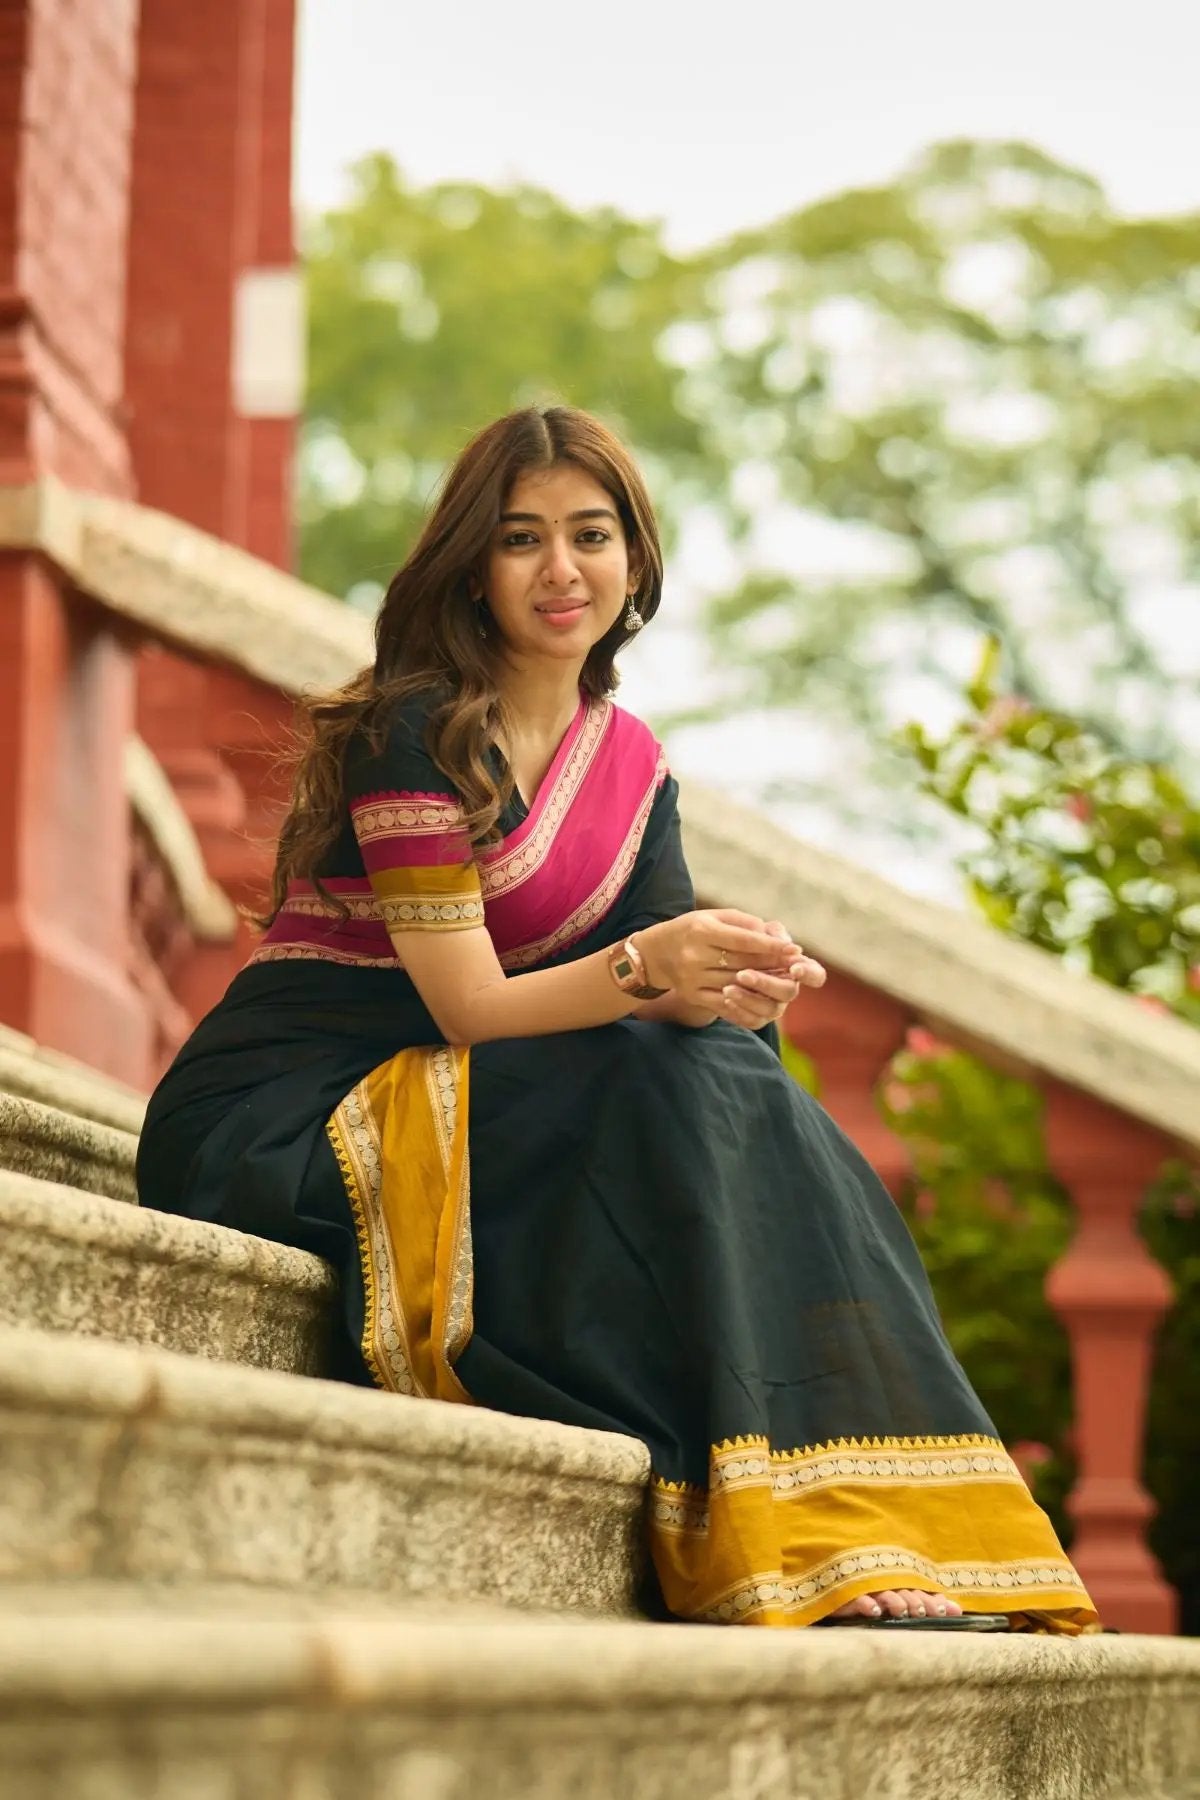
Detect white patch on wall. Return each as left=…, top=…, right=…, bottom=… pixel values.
left=233, top=267, right=306, bottom=418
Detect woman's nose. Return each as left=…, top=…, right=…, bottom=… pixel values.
left=541, top=535, right=580, bottom=583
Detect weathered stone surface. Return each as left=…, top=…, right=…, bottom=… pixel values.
left=0, top=1326, right=650, bottom=1619
left=0, top=1022, right=145, bottom=1135
left=0, top=1605, right=1196, bottom=1800
left=125, top=736, right=237, bottom=942
left=0, top=1170, right=335, bottom=1374
left=0, top=1094, right=138, bottom=1203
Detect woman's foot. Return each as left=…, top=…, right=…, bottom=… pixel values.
left=826, top=1588, right=964, bottom=1622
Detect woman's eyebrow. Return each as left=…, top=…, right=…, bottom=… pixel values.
left=498, top=507, right=618, bottom=524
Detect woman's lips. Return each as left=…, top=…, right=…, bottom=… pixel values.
left=535, top=602, right=589, bottom=627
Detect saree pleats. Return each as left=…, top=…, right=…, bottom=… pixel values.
left=328, top=1047, right=473, bottom=1405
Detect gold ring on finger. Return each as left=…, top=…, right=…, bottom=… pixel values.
left=717, top=948, right=729, bottom=969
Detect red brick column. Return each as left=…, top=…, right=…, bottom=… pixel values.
left=1043, top=1083, right=1177, bottom=1633
left=125, top=0, right=301, bottom=1024
left=0, top=0, right=148, bottom=1080
left=124, top=0, right=299, bottom=556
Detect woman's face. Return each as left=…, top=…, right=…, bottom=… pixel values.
left=471, top=462, right=638, bottom=668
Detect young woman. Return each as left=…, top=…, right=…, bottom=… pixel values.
left=137, top=405, right=1097, bottom=1633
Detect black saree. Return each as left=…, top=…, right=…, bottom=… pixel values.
left=137, top=691, right=1097, bottom=1632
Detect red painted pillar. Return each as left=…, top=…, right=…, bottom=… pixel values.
left=124, top=0, right=300, bottom=556
left=784, top=971, right=912, bottom=1194
left=0, top=0, right=148, bottom=1081
left=125, top=0, right=301, bottom=1022
left=1043, top=1082, right=1177, bottom=1633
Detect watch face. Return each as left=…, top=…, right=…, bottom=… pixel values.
left=614, top=955, right=635, bottom=983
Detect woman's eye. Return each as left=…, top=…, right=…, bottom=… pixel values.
left=501, top=530, right=610, bottom=548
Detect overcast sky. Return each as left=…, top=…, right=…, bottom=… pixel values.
left=296, top=0, right=1200, bottom=244
left=294, top=1, right=1200, bottom=898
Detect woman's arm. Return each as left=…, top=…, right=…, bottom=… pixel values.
left=389, top=909, right=800, bottom=1047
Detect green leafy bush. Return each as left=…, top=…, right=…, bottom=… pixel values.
left=789, top=640, right=1200, bottom=1626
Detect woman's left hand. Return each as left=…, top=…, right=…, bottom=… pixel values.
left=721, top=920, right=826, bottom=1031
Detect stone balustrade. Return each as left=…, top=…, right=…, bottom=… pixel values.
left=1, top=475, right=1196, bottom=1634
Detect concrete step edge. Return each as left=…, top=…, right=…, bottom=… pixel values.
left=0, top=1607, right=1196, bottom=1800
left=0, top=1092, right=138, bottom=1203
left=2, top=1323, right=649, bottom=1617
left=0, top=1168, right=335, bottom=1375
left=0, top=1604, right=1193, bottom=1705
left=0, top=1023, right=146, bottom=1136
left=0, top=1322, right=650, bottom=1490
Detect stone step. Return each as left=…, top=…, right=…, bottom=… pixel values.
left=0, top=1325, right=650, bottom=1619
left=0, top=1603, right=1196, bottom=1800
left=0, top=1020, right=146, bottom=1136
left=0, top=1169, right=335, bottom=1375
left=0, top=1093, right=138, bottom=1203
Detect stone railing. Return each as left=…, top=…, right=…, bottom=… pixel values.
left=1, top=475, right=1196, bottom=1635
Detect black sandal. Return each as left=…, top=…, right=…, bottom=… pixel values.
left=822, top=1612, right=1013, bottom=1632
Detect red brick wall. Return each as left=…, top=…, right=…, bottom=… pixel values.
left=0, top=0, right=138, bottom=491
left=125, top=0, right=298, bottom=564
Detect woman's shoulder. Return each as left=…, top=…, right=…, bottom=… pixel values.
left=607, top=699, right=668, bottom=768
left=344, top=683, right=457, bottom=798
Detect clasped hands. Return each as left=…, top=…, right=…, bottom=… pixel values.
left=634, top=908, right=826, bottom=1031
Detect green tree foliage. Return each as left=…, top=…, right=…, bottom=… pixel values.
left=685, top=139, right=1200, bottom=793
left=300, top=154, right=713, bottom=604
left=301, top=141, right=1200, bottom=842
left=876, top=648, right=1200, bottom=1627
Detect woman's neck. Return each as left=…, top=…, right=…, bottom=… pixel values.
left=493, top=659, right=583, bottom=741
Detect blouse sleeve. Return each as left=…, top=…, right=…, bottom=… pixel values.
left=343, top=697, right=485, bottom=933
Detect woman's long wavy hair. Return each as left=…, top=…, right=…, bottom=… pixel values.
left=258, top=405, right=664, bottom=927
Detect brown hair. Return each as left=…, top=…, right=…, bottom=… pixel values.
left=258, top=405, right=664, bottom=926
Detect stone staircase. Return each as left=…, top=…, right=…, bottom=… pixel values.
left=1, top=1027, right=1198, bottom=1799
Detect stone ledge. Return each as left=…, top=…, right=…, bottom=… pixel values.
left=0, top=1606, right=1195, bottom=1800
left=0, top=1095, right=138, bottom=1203
left=0, top=1171, right=335, bottom=1374
left=0, top=477, right=370, bottom=697
left=682, top=776, right=1200, bottom=1157
left=0, top=1326, right=650, bottom=1619
left=0, top=1023, right=145, bottom=1135
left=125, top=736, right=238, bottom=942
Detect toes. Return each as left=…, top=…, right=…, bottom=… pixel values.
left=899, top=1589, right=929, bottom=1617
left=873, top=1590, right=910, bottom=1618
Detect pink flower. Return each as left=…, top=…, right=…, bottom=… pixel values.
left=977, top=696, right=1033, bottom=740
left=982, top=1179, right=1014, bottom=1219
left=1064, top=792, right=1094, bottom=823
left=905, top=1025, right=950, bottom=1058
left=1133, top=995, right=1171, bottom=1017
left=1010, top=1440, right=1054, bottom=1488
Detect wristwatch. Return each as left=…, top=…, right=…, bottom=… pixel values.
left=607, top=935, right=669, bottom=1001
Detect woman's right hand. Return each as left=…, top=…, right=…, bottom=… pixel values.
left=634, top=909, right=803, bottom=1011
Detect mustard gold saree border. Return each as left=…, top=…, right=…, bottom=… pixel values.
left=327, top=1045, right=473, bottom=1405
left=326, top=1078, right=1098, bottom=1635
left=649, top=1431, right=1099, bottom=1633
